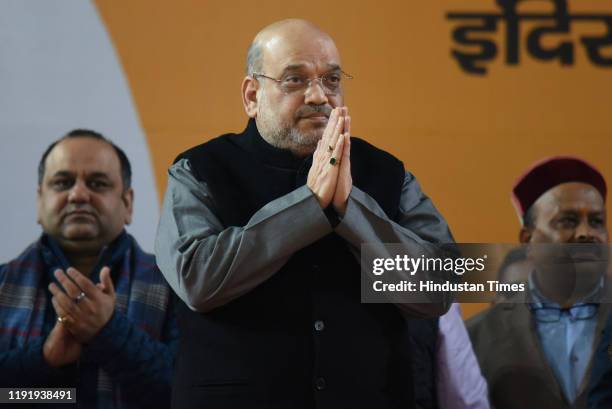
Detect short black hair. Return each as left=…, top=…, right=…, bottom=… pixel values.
left=38, top=129, right=132, bottom=191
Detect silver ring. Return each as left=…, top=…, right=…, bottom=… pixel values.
left=74, top=291, right=86, bottom=304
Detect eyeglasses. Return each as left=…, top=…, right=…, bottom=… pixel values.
left=529, top=302, right=598, bottom=323
left=252, top=70, right=353, bottom=95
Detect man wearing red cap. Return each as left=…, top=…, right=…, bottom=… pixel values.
left=468, top=156, right=610, bottom=409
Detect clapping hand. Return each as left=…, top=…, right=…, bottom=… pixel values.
left=48, top=266, right=116, bottom=343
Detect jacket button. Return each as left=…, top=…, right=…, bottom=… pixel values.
left=314, top=320, right=325, bottom=332
left=315, top=377, right=326, bottom=391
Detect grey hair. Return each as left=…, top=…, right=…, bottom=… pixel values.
left=246, top=41, right=263, bottom=76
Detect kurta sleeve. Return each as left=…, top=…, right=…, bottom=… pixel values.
left=335, top=171, right=455, bottom=317
left=155, top=159, right=333, bottom=312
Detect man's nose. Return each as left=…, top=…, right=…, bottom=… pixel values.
left=304, top=79, right=329, bottom=105
left=68, top=181, right=90, bottom=203
left=575, top=220, right=598, bottom=242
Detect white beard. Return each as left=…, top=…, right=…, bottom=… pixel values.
left=256, top=113, right=320, bottom=156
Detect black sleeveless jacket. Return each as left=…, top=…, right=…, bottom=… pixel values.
left=171, top=119, right=418, bottom=409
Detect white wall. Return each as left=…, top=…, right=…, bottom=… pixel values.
left=0, top=0, right=159, bottom=262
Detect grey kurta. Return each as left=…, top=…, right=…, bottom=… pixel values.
left=155, top=158, right=453, bottom=316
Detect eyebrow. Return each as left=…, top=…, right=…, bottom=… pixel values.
left=325, top=63, right=341, bottom=71
left=556, top=209, right=605, bottom=216
left=49, top=170, right=111, bottom=179
left=50, top=170, right=74, bottom=179
left=280, top=63, right=342, bottom=75
left=88, top=172, right=111, bottom=179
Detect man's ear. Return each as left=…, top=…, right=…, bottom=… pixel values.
left=519, top=227, right=532, bottom=244
left=241, top=76, right=259, bottom=118
left=122, top=188, right=134, bottom=225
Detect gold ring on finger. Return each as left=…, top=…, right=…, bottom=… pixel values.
left=57, top=316, right=67, bottom=324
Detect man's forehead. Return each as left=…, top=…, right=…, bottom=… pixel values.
left=264, top=41, right=339, bottom=68
left=536, top=182, right=606, bottom=213
left=45, top=138, right=120, bottom=176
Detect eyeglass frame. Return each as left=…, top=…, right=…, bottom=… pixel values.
left=528, top=302, right=599, bottom=323
left=251, top=69, right=353, bottom=96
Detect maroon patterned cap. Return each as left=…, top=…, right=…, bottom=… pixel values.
left=512, top=156, right=607, bottom=222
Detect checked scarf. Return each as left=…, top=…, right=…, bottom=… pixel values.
left=0, top=231, right=171, bottom=408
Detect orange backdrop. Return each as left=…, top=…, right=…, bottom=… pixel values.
left=94, top=0, right=612, bottom=318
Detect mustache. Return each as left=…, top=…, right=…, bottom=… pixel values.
left=61, top=205, right=97, bottom=220
left=295, top=105, right=332, bottom=119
